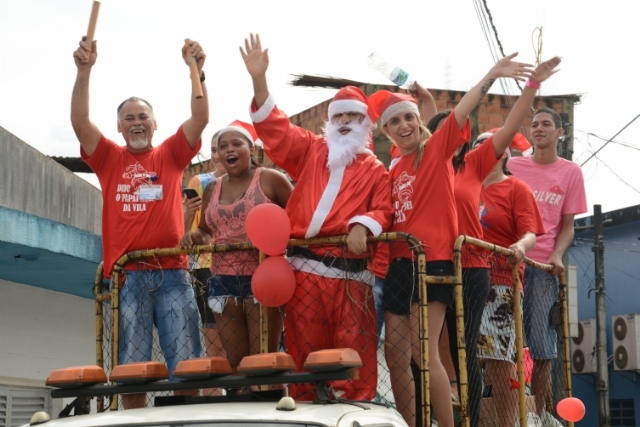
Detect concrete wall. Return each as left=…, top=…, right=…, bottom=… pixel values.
left=0, top=279, right=95, bottom=382
left=0, top=126, right=102, bottom=235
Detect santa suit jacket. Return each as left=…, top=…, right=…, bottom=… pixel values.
left=250, top=94, right=393, bottom=258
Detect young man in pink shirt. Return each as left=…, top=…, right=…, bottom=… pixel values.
left=508, top=107, right=587, bottom=419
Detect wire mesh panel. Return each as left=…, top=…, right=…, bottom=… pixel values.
left=457, top=236, right=572, bottom=427
left=94, top=236, right=427, bottom=418
left=92, top=234, right=570, bottom=427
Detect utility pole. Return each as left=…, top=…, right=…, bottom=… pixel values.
left=593, top=204, right=610, bottom=427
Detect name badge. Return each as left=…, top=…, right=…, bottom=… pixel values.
left=139, top=185, right=163, bottom=201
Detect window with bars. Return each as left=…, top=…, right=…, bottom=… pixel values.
left=610, top=399, right=635, bottom=427
left=0, top=385, right=51, bottom=427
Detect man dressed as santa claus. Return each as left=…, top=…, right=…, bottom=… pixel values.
left=241, top=33, right=393, bottom=401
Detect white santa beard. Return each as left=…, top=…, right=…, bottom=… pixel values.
left=324, top=120, right=372, bottom=170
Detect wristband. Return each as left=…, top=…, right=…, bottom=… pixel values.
left=526, top=79, right=541, bottom=89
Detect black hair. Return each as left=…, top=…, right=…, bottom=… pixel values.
left=117, top=97, right=154, bottom=115
left=533, top=107, right=562, bottom=129
left=426, top=110, right=469, bottom=174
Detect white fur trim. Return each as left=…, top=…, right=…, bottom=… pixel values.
left=250, top=93, right=276, bottom=123
left=347, top=215, right=383, bottom=237
left=289, top=255, right=373, bottom=285
left=304, top=165, right=345, bottom=238
left=389, top=157, right=400, bottom=170
left=328, top=99, right=368, bottom=118
left=217, top=126, right=254, bottom=145
left=380, top=101, right=419, bottom=126
left=522, top=147, right=533, bottom=156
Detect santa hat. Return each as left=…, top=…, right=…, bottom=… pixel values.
left=488, top=127, right=532, bottom=156
left=327, top=86, right=370, bottom=120
left=367, top=90, right=419, bottom=126
left=472, top=130, right=513, bottom=160
left=217, top=120, right=263, bottom=147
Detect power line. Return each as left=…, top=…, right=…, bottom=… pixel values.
left=576, top=130, right=640, bottom=152
left=580, top=113, right=640, bottom=166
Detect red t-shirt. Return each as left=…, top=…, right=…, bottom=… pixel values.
left=81, top=126, right=201, bottom=278
left=454, top=137, right=500, bottom=268
left=480, top=176, right=546, bottom=289
left=389, top=112, right=471, bottom=261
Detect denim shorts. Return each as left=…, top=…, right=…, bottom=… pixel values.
left=117, top=269, right=202, bottom=378
left=523, top=266, right=559, bottom=359
left=207, top=274, right=253, bottom=314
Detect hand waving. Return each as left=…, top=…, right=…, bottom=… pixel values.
left=240, top=33, right=269, bottom=78
left=530, top=56, right=561, bottom=84
left=73, top=36, right=97, bottom=69
left=491, top=52, right=534, bottom=82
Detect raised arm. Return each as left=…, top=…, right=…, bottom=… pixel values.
left=409, top=81, right=437, bottom=125
left=492, top=57, right=561, bottom=157
left=454, top=53, right=533, bottom=129
left=181, top=40, right=209, bottom=149
left=71, top=37, right=101, bottom=157
left=240, top=33, right=270, bottom=109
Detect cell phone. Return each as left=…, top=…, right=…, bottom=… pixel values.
left=182, top=188, right=199, bottom=199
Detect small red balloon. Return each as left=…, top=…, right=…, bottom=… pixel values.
left=252, top=256, right=296, bottom=307
left=246, top=203, right=291, bottom=256
left=556, top=397, right=585, bottom=422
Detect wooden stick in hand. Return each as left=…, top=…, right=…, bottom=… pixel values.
left=184, top=38, right=203, bottom=99
left=83, top=1, right=100, bottom=63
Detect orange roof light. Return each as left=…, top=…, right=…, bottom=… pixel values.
left=304, top=348, right=362, bottom=372
left=237, top=352, right=296, bottom=376
left=45, top=365, right=107, bottom=389
left=109, top=361, right=169, bottom=384
left=173, top=357, right=232, bottom=380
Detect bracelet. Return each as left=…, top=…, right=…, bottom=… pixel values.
left=525, top=79, right=540, bottom=89
left=199, top=70, right=205, bottom=83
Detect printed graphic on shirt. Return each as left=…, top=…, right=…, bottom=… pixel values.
left=480, top=203, right=494, bottom=229
left=532, top=185, right=565, bottom=206
left=392, top=171, right=416, bottom=223
left=114, top=162, right=158, bottom=212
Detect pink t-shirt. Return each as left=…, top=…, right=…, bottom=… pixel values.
left=508, top=156, right=587, bottom=263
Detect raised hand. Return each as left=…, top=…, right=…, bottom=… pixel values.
left=240, top=33, right=269, bottom=78
left=491, top=52, right=534, bottom=82
left=73, top=37, right=97, bottom=69
left=530, top=56, right=561, bottom=83
left=182, top=39, right=206, bottom=72
left=408, top=81, right=432, bottom=102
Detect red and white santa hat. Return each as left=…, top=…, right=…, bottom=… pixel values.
left=327, top=86, right=371, bottom=120
left=367, top=90, right=419, bottom=126
left=217, top=120, right=263, bottom=147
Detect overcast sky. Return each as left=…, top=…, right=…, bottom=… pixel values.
left=1, top=0, right=639, bottom=217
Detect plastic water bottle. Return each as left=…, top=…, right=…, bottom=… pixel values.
left=367, top=52, right=415, bottom=90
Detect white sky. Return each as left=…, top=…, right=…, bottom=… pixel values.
left=1, top=0, right=639, bottom=217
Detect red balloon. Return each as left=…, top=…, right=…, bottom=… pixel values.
left=252, top=256, right=296, bottom=307
left=246, top=203, right=291, bottom=256
left=556, top=397, right=585, bottom=422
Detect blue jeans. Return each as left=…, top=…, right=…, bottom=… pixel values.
left=373, top=276, right=385, bottom=340
left=118, top=269, right=202, bottom=378
left=523, top=266, right=559, bottom=359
